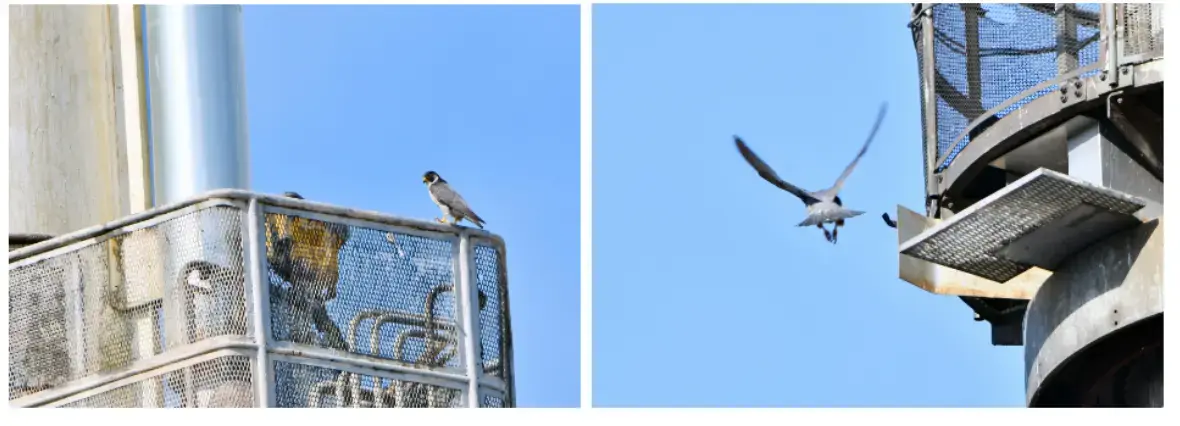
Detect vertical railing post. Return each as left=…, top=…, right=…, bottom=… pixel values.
left=246, top=198, right=274, bottom=407
left=1102, top=3, right=1120, bottom=79
left=918, top=4, right=940, bottom=214
left=457, top=233, right=482, bottom=407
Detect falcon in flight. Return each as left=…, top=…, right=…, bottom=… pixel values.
left=733, top=102, right=888, bottom=244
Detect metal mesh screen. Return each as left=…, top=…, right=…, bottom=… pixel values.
left=473, top=243, right=507, bottom=379
left=265, top=213, right=463, bottom=372
left=272, top=361, right=464, bottom=408
left=480, top=394, right=505, bottom=408
left=58, top=355, right=254, bottom=408
left=9, top=205, right=250, bottom=401
left=920, top=3, right=1102, bottom=173
left=1121, top=4, right=1164, bottom=60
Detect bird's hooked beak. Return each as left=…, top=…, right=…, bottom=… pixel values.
left=423, top=176, right=430, bottom=184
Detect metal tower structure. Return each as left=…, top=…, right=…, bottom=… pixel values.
left=9, top=5, right=515, bottom=407
left=897, top=3, right=1163, bottom=407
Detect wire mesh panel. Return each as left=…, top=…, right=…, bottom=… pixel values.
left=8, top=203, right=251, bottom=402
left=480, top=394, right=505, bottom=408
left=917, top=3, right=1102, bottom=174
left=56, top=355, right=255, bottom=408
left=272, top=361, right=464, bottom=408
left=1121, top=4, right=1164, bottom=61
left=264, top=211, right=463, bottom=373
left=473, top=242, right=510, bottom=380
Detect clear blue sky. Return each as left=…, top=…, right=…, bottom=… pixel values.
left=242, top=5, right=580, bottom=407
left=592, top=4, right=1025, bottom=407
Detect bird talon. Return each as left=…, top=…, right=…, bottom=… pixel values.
left=436, top=217, right=448, bottom=224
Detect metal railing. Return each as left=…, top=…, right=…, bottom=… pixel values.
left=910, top=3, right=1164, bottom=214
left=8, top=190, right=513, bottom=408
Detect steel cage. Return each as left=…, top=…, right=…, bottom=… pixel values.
left=8, top=190, right=514, bottom=408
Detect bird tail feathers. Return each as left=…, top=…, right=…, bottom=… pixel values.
left=466, top=212, right=486, bottom=229
left=796, top=208, right=865, bottom=227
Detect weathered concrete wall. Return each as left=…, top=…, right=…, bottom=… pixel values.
left=9, top=5, right=127, bottom=236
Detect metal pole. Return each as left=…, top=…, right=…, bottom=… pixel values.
left=457, top=234, right=482, bottom=407
left=1102, top=3, right=1119, bottom=81
left=918, top=5, right=941, bottom=213
left=144, top=4, right=250, bottom=205
left=247, top=199, right=274, bottom=407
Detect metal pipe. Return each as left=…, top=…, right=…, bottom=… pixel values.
left=918, top=5, right=940, bottom=210
left=246, top=199, right=273, bottom=407
left=143, top=5, right=250, bottom=206
left=1102, top=3, right=1119, bottom=77
left=457, top=234, right=481, bottom=407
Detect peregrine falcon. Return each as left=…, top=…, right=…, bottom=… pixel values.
left=733, top=102, right=887, bottom=244
left=423, top=171, right=486, bottom=229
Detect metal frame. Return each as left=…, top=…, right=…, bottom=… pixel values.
left=911, top=4, right=1164, bottom=214
left=246, top=199, right=274, bottom=407
left=471, top=236, right=516, bottom=404
left=1114, top=3, right=1165, bottom=67
left=9, top=190, right=514, bottom=408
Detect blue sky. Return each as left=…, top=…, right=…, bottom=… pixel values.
left=593, top=4, right=1025, bottom=407
left=242, top=5, right=580, bottom=407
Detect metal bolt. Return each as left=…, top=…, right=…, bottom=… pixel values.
left=1118, top=97, right=1124, bottom=104
left=1060, top=85, right=1068, bottom=94
left=1075, top=89, right=1083, bottom=97
left=1101, top=72, right=1107, bottom=81
left=1061, top=95, right=1068, bottom=103
left=1122, top=67, right=1129, bottom=75
left=1074, top=79, right=1083, bottom=88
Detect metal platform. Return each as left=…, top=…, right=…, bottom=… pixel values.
left=8, top=190, right=514, bottom=408
left=895, top=205, right=1048, bottom=300
left=900, top=168, right=1146, bottom=283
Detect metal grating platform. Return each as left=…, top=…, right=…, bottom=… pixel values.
left=900, top=168, right=1145, bottom=283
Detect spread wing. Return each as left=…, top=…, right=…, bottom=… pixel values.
left=823, top=102, right=888, bottom=196
left=734, top=136, right=820, bottom=205
left=431, top=182, right=483, bottom=222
